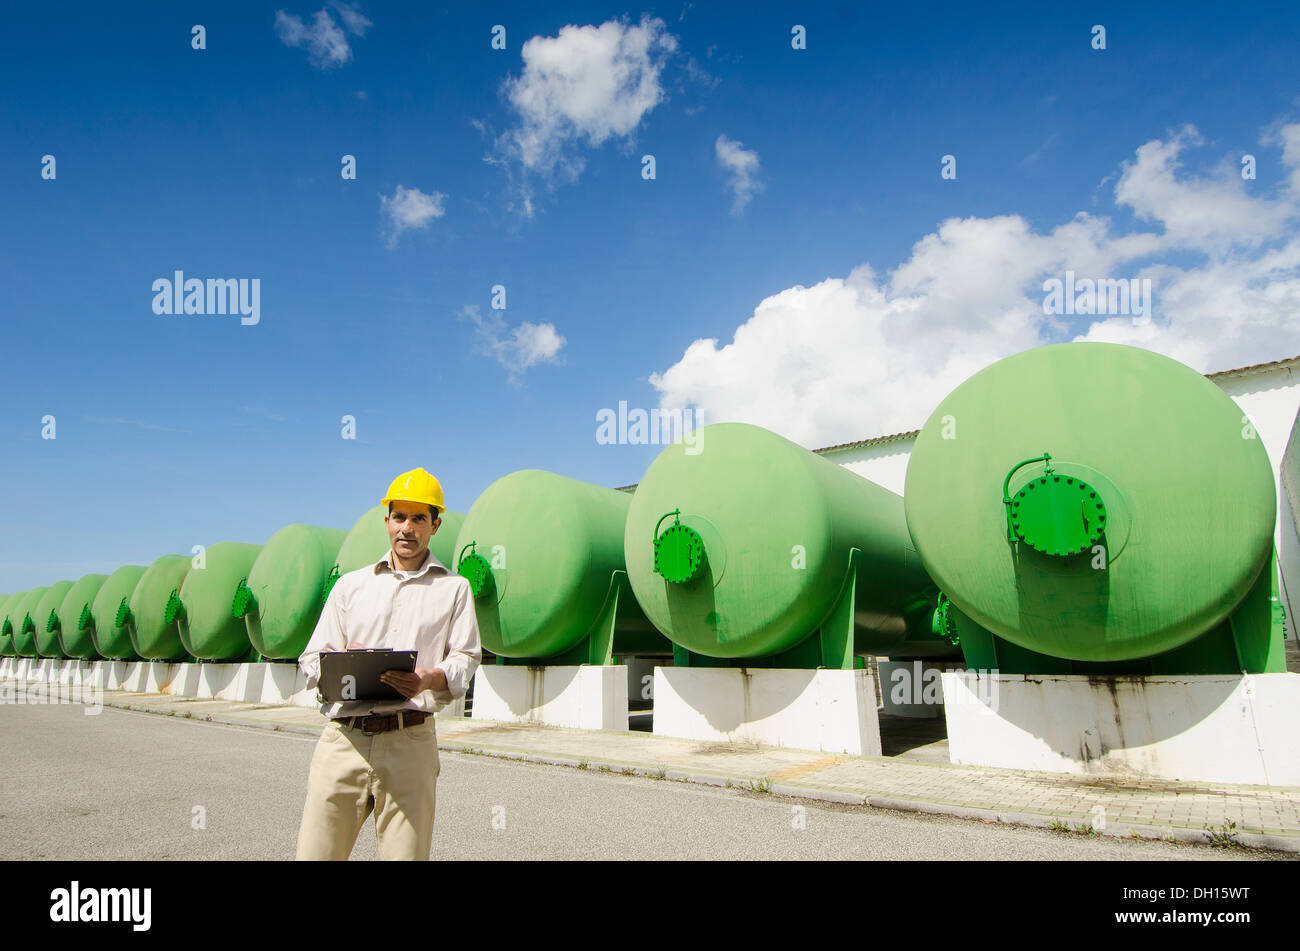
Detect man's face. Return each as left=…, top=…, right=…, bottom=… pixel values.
left=386, top=502, right=440, bottom=562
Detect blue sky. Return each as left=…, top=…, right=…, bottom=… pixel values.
left=3, top=0, right=1300, bottom=590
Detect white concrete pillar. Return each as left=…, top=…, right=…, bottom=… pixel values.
left=653, top=667, right=882, bottom=756
left=942, top=671, right=1300, bottom=785
left=472, top=665, right=629, bottom=731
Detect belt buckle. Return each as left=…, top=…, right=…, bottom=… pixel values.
left=360, top=716, right=383, bottom=736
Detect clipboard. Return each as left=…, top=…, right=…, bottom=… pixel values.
left=318, top=649, right=418, bottom=702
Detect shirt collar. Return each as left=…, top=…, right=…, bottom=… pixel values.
left=375, top=548, right=448, bottom=578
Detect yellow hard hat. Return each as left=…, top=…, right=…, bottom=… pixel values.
left=381, top=468, right=446, bottom=516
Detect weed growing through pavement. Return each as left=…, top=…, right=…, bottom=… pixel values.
left=1203, top=821, right=1243, bottom=848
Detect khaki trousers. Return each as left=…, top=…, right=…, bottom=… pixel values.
left=295, top=716, right=440, bottom=860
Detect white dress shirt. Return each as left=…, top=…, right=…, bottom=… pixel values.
left=298, top=546, right=482, bottom=718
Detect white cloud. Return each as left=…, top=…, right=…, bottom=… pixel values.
left=495, top=15, right=677, bottom=212
left=1114, top=125, right=1290, bottom=248
left=1264, top=120, right=1300, bottom=197
left=461, top=305, right=566, bottom=383
left=650, top=122, right=1300, bottom=447
left=379, top=185, right=446, bottom=248
left=275, top=2, right=369, bottom=70
left=715, top=134, right=761, bottom=214
left=329, top=1, right=371, bottom=35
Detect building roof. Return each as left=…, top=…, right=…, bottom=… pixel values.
left=1204, top=354, right=1300, bottom=381
left=813, top=429, right=920, bottom=455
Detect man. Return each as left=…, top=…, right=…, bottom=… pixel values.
left=295, top=467, right=481, bottom=860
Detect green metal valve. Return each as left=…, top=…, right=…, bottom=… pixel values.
left=457, top=542, right=495, bottom=598
left=46, top=609, right=59, bottom=633
left=114, top=597, right=132, bottom=629
left=320, top=564, right=341, bottom=605
left=231, top=577, right=255, bottom=619
left=934, top=593, right=960, bottom=646
left=652, top=510, right=707, bottom=584
left=78, top=604, right=93, bottom=631
left=1002, top=453, right=1107, bottom=556
left=163, top=589, right=185, bottom=625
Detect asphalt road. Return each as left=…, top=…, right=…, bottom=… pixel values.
left=0, top=703, right=1287, bottom=861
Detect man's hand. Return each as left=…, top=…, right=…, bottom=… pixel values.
left=380, top=666, right=447, bottom=699
left=346, top=642, right=366, bottom=650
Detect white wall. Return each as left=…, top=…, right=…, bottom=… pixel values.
left=829, top=439, right=913, bottom=496
left=1215, top=368, right=1300, bottom=650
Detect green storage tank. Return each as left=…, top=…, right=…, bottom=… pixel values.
left=904, top=342, right=1284, bottom=675
left=10, top=587, right=50, bottom=657
left=625, top=422, right=953, bottom=667
left=0, top=591, right=26, bottom=656
left=432, top=511, right=466, bottom=568
left=169, top=542, right=263, bottom=661
left=123, top=555, right=193, bottom=661
left=54, top=574, right=109, bottom=658
left=453, top=470, right=667, bottom=663
left=325, top=505, right=467, bottom=601
left=90, top=566, right=148, bottom=660
left=33, top=581, right=76, bottom=657
left=233, top=523, right=347, bottom=659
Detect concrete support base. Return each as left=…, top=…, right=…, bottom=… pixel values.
left=126, top=663, right=180, bottom=694
left=653, top=667, right=882, bottom=756
left=93, top=661, right=132, bottom=690
left=942, top=671, right=1300, bottom=786
left=1, top=658, right=467, bottom=715
left=471, top=665, right=628, bottom=731
left=171, top=663, right=202, bottom=696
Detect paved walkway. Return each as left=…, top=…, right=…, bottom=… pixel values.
left=61, top=684, right=1300, bottom=853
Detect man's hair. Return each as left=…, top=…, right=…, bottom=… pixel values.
left=388, top=501, right=439, bottom=519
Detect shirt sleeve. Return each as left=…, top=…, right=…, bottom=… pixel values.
left=431, top=578, right=482, bottom=706
left=299, top=582, right=348, bottom=689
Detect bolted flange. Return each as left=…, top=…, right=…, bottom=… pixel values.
left=231, top=579, right=254, bottom=619
left=1009, top=474, right=1107, bottom=556
left=935, top=593, right=960, bottom=646
left=457, top=544, right=495, bottom=599
left=654, top=522, right=706, bottom=584
left=163, top=589, right=185, bottom=625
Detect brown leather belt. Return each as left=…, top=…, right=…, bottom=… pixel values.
left=338, top=711, right=431, bottom=735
